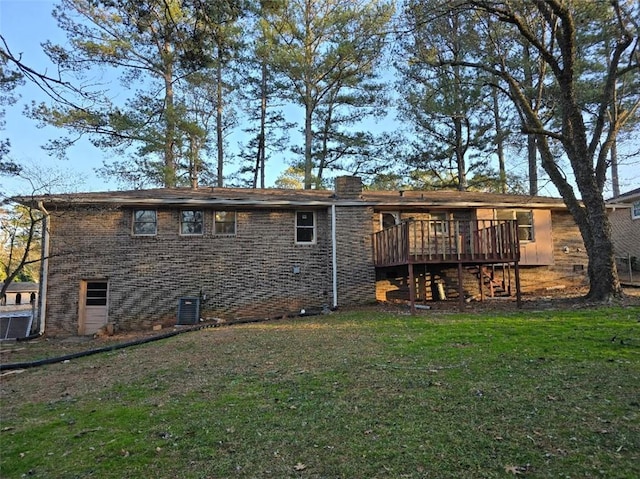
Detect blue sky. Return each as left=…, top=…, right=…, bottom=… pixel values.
left=1, top=0, right=638, bottom=198
left=1, top=0, right=119, bottom=194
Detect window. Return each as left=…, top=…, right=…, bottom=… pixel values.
left=381, top=212, right=400, bottom=229
left=133, top=210, right=157, bottom=235
left=429, top=211, right=449, bottom=235
left=496, top=209, right=534, bottom=242
left=214, top=211, right=236, bottom=235
left=515, top=211, right=534, bottom=241
left=296, top=211, right=316, bottom=244
left=181, top=210, right=204, bottom=235
left=86, top=281, right=108, bottom=306
left=633, top=201, right=640, bottom=220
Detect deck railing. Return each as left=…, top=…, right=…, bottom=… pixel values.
left=372, top=219, right=520, bottom=267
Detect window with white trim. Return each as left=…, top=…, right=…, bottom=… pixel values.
left=133, top=210, right=157, bottom=236
left=296, top=211, right=316, bottom=244
left=632, top=201, right=640, bottom=220
left=180, top=210, right=204, bottom=235
left=214, top=211, right=236, bottom=235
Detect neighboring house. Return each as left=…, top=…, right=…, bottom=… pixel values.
left=0, top=282, right=38, bottom=340
left=20, top=177, right=588, bottom=337
left=607, top=187, right=640, bottom=279
left=0, top=282, right=38, bottom=306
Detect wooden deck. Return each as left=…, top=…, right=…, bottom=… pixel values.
left=372, top=220, right=522, bottom=310
left=373, top=219, right=520, bottom=266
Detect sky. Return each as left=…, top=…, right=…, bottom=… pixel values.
left=1, top=0, right=122, bottom=195
left=1, top=0, right=639, bottom=198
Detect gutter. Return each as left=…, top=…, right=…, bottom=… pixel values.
left=22, top=196, right=569, bottom=211
left=37, top=201, right=50, bottom=336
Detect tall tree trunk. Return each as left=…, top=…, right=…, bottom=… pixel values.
left=527, top=136, right=538, bottom=195
left=454, top=116, right=466, bottom=190
left=610, top=140, right=619, bottom=197
left=492, top=86, right=507, bottom=193
left=163, top=42, right=176, bottom=188
left=189, top=135, right=199, bottom=189
left=216, top=54, right=224, bottom=188
left=257, top=60, right=268, bottom=189
left=535, top=123, right=621, bottom=302
left=302, top=0, right=314, bottom=190
left=522, top=44, right=538, bottom=196
left=304, top=99, right=313, bottom=190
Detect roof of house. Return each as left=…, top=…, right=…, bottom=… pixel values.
left=607, top=187, right=640, bottom=204
left=0, top=282, right=38, bottom=293
left=18, top=186, right=569, bottom=210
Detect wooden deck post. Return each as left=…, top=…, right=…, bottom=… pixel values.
left=408, top=263, right=416, bottom=314
left=514, top=261, right=522, bottom=308
left=457, top=262, right=464, bottom=311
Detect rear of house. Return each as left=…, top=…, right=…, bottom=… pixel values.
left=607, top=188, right=640, bottom=281
left=24, top=177, right=588, bottom=337
left=366, top=189, right=588, bottom=303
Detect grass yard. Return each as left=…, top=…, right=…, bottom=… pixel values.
left=1, top=307, right=639, bottom=478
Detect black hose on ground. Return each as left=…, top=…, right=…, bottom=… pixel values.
left=0, top=309, right=324, bottom=372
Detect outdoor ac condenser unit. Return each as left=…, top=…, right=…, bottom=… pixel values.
left=177, top=297, right=200, bottom=325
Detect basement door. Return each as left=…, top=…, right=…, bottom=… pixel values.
left=79, top=280, right=109, bottom=335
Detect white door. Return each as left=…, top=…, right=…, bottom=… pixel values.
left=79, top=280, right=108, bottom=335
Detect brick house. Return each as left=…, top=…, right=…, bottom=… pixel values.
left=23, top=176, right=588, bottom=337
left=607, top=187, right=640, bottom=279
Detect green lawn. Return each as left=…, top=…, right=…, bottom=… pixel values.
left=1, top=307, right=639, bottom=478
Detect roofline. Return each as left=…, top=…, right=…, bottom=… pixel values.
left=362, top=200, right=568, bottom=209
left=22, top=196, right=569, bottom=210
left=608, top=187, right=640, bottom=202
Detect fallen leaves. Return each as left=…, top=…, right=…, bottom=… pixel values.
left=293, top=462, right=307, bottom=471
left=504, top=464, right=532, bottom=475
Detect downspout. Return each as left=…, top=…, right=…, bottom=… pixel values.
left=331, top=204, right=338, bottom=309
left=37, top=201, right=50, bottom=335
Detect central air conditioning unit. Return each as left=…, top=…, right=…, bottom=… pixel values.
left=177, top=297, right=200, bottom=325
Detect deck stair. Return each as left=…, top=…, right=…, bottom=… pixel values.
left=466, top=264, right=512, bottom=298
left=372, top=219, right=522, bottom=311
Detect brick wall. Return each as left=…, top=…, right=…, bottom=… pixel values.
left=333, top=206, right=377, bottom=306
left=42, top=201, right=591, bottom=336
left=44, top=206, right=339, bottom=336
left=334, top=176, right=363, bottom=199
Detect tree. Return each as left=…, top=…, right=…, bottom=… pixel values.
left=0, top=163, right=86, bottom=299
left=0, top=204, right=42, bottom=290
left=31, top=0, right=245, bottom=188
left=0, top=37, right=25, bottom=176
left=430, top=0, right=640, bottom=301
left=235, top=0, right=294, bottom=188
left=264, top=0, right=394, bottom=189
left=397, top=3, right=497, bottom=191
left=188, top=0, right=245, bottom=187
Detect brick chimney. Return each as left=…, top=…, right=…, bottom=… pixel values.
left=334, top=176, right=363, bottom=199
